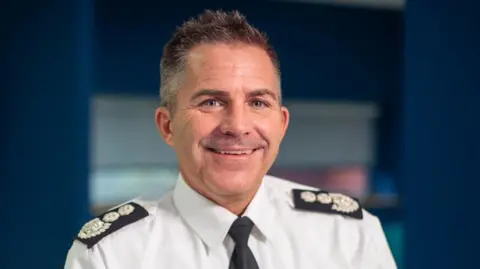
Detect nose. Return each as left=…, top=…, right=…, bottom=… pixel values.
left=219, top=103, right=252, bottom=137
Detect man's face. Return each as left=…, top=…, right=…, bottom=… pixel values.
left=156, top=43, right=289, bottom=200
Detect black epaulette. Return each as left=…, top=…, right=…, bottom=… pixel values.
left=75, top=202, right=149, bottom=248
left=292, top=189, right=363, bottom=219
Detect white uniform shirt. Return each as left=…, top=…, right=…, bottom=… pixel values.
left=65, top=174, right=397, bottom=269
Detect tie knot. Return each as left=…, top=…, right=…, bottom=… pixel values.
left=228, top=217, right=255, bottom=246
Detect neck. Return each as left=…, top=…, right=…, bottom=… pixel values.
left=181, top=172, right=262, bottom=216
left=212, top=191, right=257, bottom=216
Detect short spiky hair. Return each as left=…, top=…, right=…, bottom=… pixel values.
left=159, top=9, right=280, bottom=112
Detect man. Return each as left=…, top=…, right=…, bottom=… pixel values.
left=65, top=10, right=397, bottom=269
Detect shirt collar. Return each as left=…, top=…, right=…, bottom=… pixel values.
left=172, top=173, right=275, bottom=250
left=241, top=179, right=275, bottom=240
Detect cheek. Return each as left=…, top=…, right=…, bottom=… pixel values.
left=171, top=117, right=194, bottom=149
left=174, top=114, right=218, bottom=147
left=255, top=116, right=285, bottom=146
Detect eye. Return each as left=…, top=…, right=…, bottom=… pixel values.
left=250, top=99, right=268, bottom=108
left=200, top=99, right=222, bottom=107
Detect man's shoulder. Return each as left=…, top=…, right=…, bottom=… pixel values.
left=264, top=174, right=375, bottom=222
left=74, top=200, right=151, bottom=249
left=72, top=192, right=174, bottom=250
left=264, top=174, right=319, bottom=192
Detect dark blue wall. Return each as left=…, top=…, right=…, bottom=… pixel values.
left=3, top=2, right=92, bottom=268
left=403, top=1, right=480, bottom=268
left=94, top=0, right=403, bottom=102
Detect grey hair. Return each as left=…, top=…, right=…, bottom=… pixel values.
left=159, top=9, right=281, bottom=114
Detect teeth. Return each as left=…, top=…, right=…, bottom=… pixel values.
left=213, top=149, right=254, bottom=155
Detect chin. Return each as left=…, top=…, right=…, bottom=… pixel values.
left=206, top=171, right=260, bottom=196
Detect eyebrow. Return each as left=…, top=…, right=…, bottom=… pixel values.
left=190, top=89, right=229, bottom=101
left=190, top=88, right=278, bottom=101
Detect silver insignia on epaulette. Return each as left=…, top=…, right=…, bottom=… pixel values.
left=317, top=193, right=333, bottom=204
left=300, top=191, right=317, bottom=203
left=329, top=193, right=359, bottom=213
left=78, top=218, right=111, bottom=239
left=118, top=204, right=135, bottom=216
left=102, top=212, right=120, bottom=222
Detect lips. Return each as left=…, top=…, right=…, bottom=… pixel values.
left=206, top=148, right=259, bottom=155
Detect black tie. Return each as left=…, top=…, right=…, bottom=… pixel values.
left=228, top=217, right=260, bottom=269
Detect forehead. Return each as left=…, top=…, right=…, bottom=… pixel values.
left=184, top=43, right=278, bottom=90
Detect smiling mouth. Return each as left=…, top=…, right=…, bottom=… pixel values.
left=206, top=148, right=259, bottom=155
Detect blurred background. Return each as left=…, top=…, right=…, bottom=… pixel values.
left=3, top=0, right=479, bottom=268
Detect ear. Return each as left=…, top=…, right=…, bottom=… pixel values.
left=155, top=107, right=175, bottom=147
left=279, top=106, right=290, bottom=140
